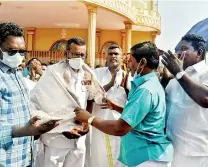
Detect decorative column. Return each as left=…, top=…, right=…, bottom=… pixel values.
left=120, top=30, right=126, bottom=53
left=152, top=32, right=157, bottom=44
left=124, top=21, right=132, bottom=54
left=26, top=29, right=35, bottom=51
left=96, top=28, right=102, bottom=65
left=96, top=29, right=101, bottom=52
left=86, top=5, right=97, bottom=68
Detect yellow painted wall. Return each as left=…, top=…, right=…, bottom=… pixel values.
left=99, top=30, right=121, bottom=51
left=26, top=28, right=154, bottom=52
left=34, top=28, right=88, bottom=50
left=132, top=31, right=154, bottom=46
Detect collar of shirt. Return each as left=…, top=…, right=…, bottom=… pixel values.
left=185, top=60, right=207, bottom=73
left=0, top=61, right=17, bottom=73
left=105, top=67, right=123, bottom=78
left=68, top=65, right=84, bottom=81
left=106, top=67, right=123, bottom=85
left=106, top=67, right=122, bottom=73
left=132, top=72, right=157, bottom=88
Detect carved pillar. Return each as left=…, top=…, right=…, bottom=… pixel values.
left=86, top=5, right=97, bottom=68
left=26, top=29, right=35, bottom=51
left=120, top=30, right=126, bottom=53
left=96, top=28, right=102, bottom=65
left=152, top=32, right=157, bottom=44
left=124, top=21, right=132, bottom=54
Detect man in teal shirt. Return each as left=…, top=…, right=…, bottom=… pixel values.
left=74, top=42, right=173, bottom=167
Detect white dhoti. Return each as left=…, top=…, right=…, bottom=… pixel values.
left=90, top=124, right=125, bottom=167
left=88, top=67, right=130, bottom=167
left=35, top=134, right=86, bottom=167
left=171, top=151, right=208, bottom=167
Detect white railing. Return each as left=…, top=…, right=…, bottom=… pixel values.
left=81, top=0, right=161, bottom=33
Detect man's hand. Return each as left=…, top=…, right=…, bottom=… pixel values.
left=103, top=72, right=117, bottom=92
left=31, top=60, right=43, bottom=76
left=62, top=127, right=82, bottom=139
left=74, top=107, right=92, bottom=123
left=12, top=116, right=59, bottom=137
left=79, top=123, right=89, bottom=135
left=62, top=123, right=89, bottom=139
left=26, top=116, right=59, bottom=135
left=100, top=98, right=114, bottom=110
left=100, top=98, right=124, bottom=113
left=161, top=51, right=186, bottom=76
left=110, top=72, right=117, bottom=85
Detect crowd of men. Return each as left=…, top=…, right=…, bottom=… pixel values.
left=0, top=22, right=208, bottom=167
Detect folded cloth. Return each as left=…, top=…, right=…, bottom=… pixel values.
left=30, top=61, right=106, bottom=133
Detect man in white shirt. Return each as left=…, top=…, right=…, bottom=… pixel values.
left=88, top=44, right=130, bottom=167
left=30, top=37, right=94, bottom=167
left=161, top=34, right=208, bottom=167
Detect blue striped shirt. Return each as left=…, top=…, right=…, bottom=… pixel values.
left=0, top=62, right=32, bottom=167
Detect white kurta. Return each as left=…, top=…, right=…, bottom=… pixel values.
left=166, top=61, right=208, bottom=167
left=30, top=61, right=94, bottom=167
left=88, top=67, right=130, bottom=167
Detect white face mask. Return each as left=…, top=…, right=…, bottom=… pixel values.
left=0, top=50, right=24, bottom=68
left=68, top=58, right=84, bottom=70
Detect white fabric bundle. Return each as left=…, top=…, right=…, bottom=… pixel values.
left=30, top=61, right=105, bottom=133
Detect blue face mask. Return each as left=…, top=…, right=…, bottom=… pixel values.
left=133, top=59, right=145, bottom=79
left=23, top=67, right=31, bottom=77
left=133, top=71, right=140, bottom=79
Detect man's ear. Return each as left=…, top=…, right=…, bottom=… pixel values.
left=197, top=49, right=204, bottom=59
left=140, top=58, right=147, bottom=68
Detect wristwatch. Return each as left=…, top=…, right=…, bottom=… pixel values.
left=88, top=116, right=96, bottom=125
left=175, top=71, right=186, bottom=80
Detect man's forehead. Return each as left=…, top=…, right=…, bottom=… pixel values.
left=70, top=43, right=86, bottom=51
left=179, top=40, right=193, bottom=48
left=3, top=36, right=25, bottom=49
left=33, top=59, right=41, bottom=64
left=108, top=48, right=120, bottom=53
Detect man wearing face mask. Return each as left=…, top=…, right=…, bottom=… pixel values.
left=74, top=41, right=173, bottom=167
left=30, top=37, right=95, bottom=167
left=0, top=22, right=59, bottom=167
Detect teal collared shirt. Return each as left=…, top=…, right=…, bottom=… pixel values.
left=119, top=72, right=173, bottom=167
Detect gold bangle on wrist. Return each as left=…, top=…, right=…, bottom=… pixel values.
left=88, top=116, right=96, bottom=125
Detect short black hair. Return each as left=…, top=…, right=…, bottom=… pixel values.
left=108, top=44, right=122, bottom=52
left=0, top=22, right=24, bottom=46
left=41, top=63, right=48, bottom=66
left=181, top=34, right=206, bottom=59
left=95, top=64, right=103, bottom=69
left=66, top=37, right=86, bottom=50
left=131, top=41, right=159, bottom=69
